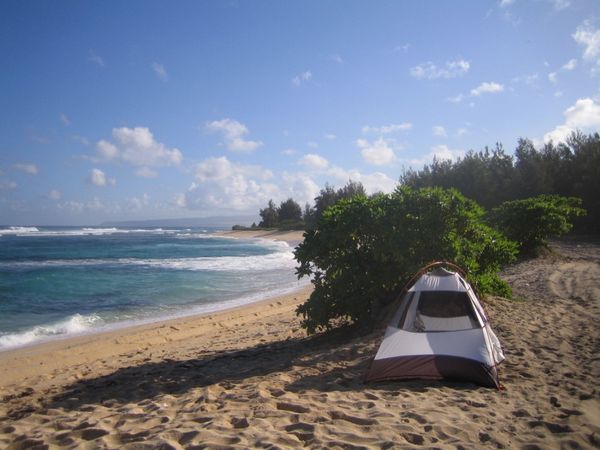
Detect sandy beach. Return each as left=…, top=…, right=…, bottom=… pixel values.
left=0, top=233, right=598, bottom=449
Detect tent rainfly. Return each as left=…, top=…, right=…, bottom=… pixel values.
left=365, top=262, right=505, bottom=388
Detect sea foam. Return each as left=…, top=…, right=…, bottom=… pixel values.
left=0, top=314, right=102, bottom=350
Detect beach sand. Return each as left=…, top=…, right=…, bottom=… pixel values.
left=0, top=234, right=598, bottom=449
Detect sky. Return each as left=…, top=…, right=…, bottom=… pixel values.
left=1, top=0, right=599, bottom=225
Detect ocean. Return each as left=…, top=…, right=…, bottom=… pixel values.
left=0, top=226, right=306, bottom=351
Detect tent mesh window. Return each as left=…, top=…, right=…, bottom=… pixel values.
left=398, top=291, right=480, bottom=332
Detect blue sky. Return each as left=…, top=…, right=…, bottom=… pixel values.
left=1, top=0, right=599, bottom=225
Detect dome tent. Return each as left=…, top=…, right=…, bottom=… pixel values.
left=365, top=262, right=505, bottom=388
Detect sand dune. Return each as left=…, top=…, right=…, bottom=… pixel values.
left=0, top=240, right=598, bottom=449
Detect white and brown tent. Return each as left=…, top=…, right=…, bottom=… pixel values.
left=365, top=262, right=505, bottom=388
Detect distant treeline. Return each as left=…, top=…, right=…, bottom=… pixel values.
left=249, top=131, right=599, bottom=234
left=402, top=132, right=600, bottom=234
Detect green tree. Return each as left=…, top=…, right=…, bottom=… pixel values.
left=295, top=187, right=518, bottom=334
left=490, top=195, right=586, bottom=252
left=258, top=199, right=279, bottom=228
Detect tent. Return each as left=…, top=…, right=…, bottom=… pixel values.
left=365, top=262, right=505, bottom=388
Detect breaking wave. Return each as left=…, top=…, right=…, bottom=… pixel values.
left=0, top=314, right=103, bottom=350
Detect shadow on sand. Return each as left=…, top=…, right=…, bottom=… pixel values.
left=42, top=326, right=480, bottom=414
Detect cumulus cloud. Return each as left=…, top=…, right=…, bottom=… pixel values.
left=13, top=163, right=38, bottom=175
left=88, top=168, right=115, bottom=186
left=361, top=123, right=412, bottom=134
left=470, top=82, right=504, bottom=96
left=96, top=127, right=183, bottom=167
left=185, top=157, right=278, bottom=211
left=299, top=153, right=329, bottom=170
left=573, top=21, right=600, bottom=65
left=548, top=72, right=558, bottom=84
left=357, top=138, right=396, bottom=166
left=433, top=126, right=447, bottom=137
left=292, top=70, right=312, bottom=87
left=408, top=145, right=465, bottom=167
left=544, top=98, right=600, bottom=143
left=152, top=62, right=168, bottom=81
left=410, top=59, right=470, bottom=79
left=205, top=118, right=263, bottom=152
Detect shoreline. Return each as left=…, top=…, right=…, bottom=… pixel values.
left=0, top=229, right=309, bottom=387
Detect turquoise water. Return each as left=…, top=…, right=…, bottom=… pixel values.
left=0, top=227, right=304, bottom=350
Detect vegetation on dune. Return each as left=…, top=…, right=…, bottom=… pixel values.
left=490, top=195, right=586, bottom=253
left=241, top=131, right=597, bottom=334
left=294, top=187, right=518, bottom=334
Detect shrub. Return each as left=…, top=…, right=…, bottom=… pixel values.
left=489, top=195, right=586, bottom=252
left=294, top=186, right=518, bottom=334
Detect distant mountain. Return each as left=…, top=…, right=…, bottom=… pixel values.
left=100, top=215, right=259, bottom=229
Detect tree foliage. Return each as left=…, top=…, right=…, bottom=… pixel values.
left=294, top=187, right=518, bottom=334
left=401, top=132, right=600, bottom=233
left=258, top=200, right=278, bottom=228
left=490, top=195, right=586, bottom=252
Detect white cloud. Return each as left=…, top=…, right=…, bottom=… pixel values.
left=573, top=21, right=600, bottom=65
left=48, top=189, right=61, bottom=200
left=88, top=168, right=115, bottom=186
left=135, top=166, right=158, bottom=178
left=470, top=82, right=504, bottom=96
left=325, top=166, right=397, bottom=194
left=362, top=122, right=412, bottom=134
left=299, top=153, right=329, bottom=170
left=186, top=157, right=278, bottom=211
left=499, top=0, right=515, bottom=7
left=281, top=148, right=297, bottom=156
left=357, top=138, right=396, bottom=166
left=60, top=113, right=71, bottom=126
left=324, top=133, right=337, bottom=140
left=410, top=59, right=470, bottom=79
left=96, top=126, right=183, bottom=166
left=446, top=94, right=465, bottom=103
left=13, top=163, right=38, bottom=175
left=562, top=59, right=577, bottom=70
left=152, top=62, right=168, bottom=81
left=88, top=50, right=105, bottom=67
left=408, top=145, right=465, bottom=167
left=544, top=97, right=600, bottom=143
left=292, top=70, right=312, bottom=87
left=195, top=156, right=272, bottom=182
left=548, top=72, right=558, bottom=84
left=205, top=118, right=263, bottom=152
left=432, top=126, right=447, bottom=137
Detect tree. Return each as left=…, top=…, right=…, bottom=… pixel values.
left=294, top=187, right=518, bottom=334
left=490, top=195, right=586, bottom=252
left=278, top=198, right=302, bottom=222
left=258, top=199, right=278, bottom=228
